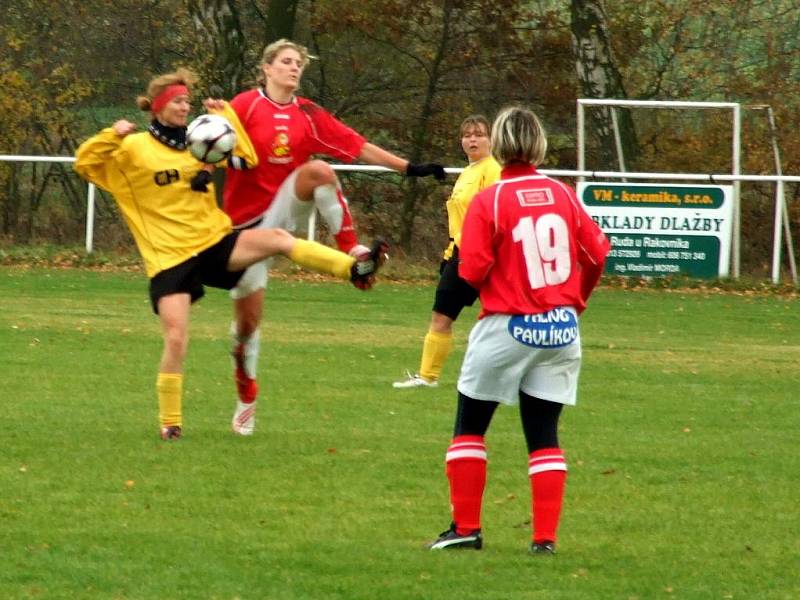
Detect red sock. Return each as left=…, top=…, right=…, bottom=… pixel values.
left=332, top=188, right=358, bottom=253
left=529, top=447, right=567, bottom=543
left=233, top=343, right=257, bottom=404
left=445, top=435, right=487, bottom=534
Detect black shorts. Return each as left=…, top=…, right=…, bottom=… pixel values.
left=433, top=247, right=479, bottom=320
left=148, top=231, right=245, bottom=314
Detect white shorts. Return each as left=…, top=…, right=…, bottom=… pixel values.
left=230, top=169, right=314, bottom=299
left=457, top=308, right=582, bottom=406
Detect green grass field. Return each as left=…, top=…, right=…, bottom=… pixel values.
left=1, top=266, right=798, bottom=599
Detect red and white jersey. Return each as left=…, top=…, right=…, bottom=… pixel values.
left=223, top=89, right=366, bottom=226
left=459, top=164, right=610, bottom=318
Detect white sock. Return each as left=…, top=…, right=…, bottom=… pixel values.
left=231, top=323, right=261, bottom=379
left=313, top=183, right=345, bottom=234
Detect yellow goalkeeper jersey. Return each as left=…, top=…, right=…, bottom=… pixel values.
left=74, top=103, right=257, bottom=278
left=444, top=155, right=501, bottom=259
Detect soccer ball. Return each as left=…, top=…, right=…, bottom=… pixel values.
left=186, top=114, right=237, bottom=163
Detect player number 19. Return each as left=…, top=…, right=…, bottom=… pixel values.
left=512, top=214, right=571, bottom=289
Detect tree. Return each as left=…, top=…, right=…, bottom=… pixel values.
left=187, top=0, right=247, bottom=98
left=570, top=0, right=639, bottom=170
left=299, top=0, right=563, bottom=250
left=264, top=0, right=299, bottom=43
left=3, top=0, right=798, bottom=267
left=0, top=0, right=93, bottom=237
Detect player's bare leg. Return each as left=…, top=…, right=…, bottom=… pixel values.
left=156, top=293, right=190, bottom=440
left=227, top=229, right=388, bottom=435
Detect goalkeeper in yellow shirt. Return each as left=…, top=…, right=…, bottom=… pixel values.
left=393, top=115, right=500, bottom=388
left=75, top=68, right=387, bottom=440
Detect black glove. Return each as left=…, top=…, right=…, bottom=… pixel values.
left=190, top=170, right=213, bottom=192
left=406, top=162, right=446, bottom=181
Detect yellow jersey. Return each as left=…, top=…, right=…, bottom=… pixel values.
left=74, top=103, right=257, bottom=278
left=444, top=156, right=501, bottom=259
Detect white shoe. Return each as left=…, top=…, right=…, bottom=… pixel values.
left=392, top=370, right=438, bottom=389
left=232, top=400, right=257, bottom=435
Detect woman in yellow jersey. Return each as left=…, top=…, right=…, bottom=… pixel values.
left=75, top=68, right=386, bottom=440
left=393, top=115, right=501, bottom=389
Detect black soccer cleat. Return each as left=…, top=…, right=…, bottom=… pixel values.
left=350, top=238, right=389, bottom=290
left=427, top=522, right=483, bottom=550
left=160, top=425, right=182, bottom=441
left=530, top=540, right=556, bottom=555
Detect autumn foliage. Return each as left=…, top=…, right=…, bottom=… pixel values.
left=1, top=0, right=798, bottom=275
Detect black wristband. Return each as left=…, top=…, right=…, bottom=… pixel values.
left=190, top=170, right=213, bottom=192
left=406, top=162, right=446, bottom=180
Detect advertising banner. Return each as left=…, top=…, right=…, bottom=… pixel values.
left=577, top=183, right=734, bottom=278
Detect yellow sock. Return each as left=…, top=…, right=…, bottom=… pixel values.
left=288, top=239, right=354, bottom=280
left=157, top=372, right=183, bottom=427
left=419, top=329, right=453, bottom=382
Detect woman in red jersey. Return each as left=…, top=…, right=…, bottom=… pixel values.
left=75, top=68, right=385, bottom=442
left=427, top=106, right=610, bottom=554
left=223, top=39, right=444, bottom=436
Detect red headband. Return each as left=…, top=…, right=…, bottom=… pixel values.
left=151, top=84, right=189, bottom=115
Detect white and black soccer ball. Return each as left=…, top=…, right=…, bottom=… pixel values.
left=186, top=114, right=237, bottom=163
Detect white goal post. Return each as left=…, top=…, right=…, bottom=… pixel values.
left=576, top=98, right=797, bottom=285
left=576, top=99, right=744, bottom=278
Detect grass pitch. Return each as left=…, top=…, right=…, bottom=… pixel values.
left=0, top=267, right=798, bottom=599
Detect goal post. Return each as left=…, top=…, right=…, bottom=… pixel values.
left=577, top=99, right=743, bottom=278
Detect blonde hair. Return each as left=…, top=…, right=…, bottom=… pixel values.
left=135, top=68, right=197, bottom=112
left=256, top=39, right=315, bottom=85
left=491, top=106, right=548, bottom=166
left=459, top=114, right=490, bottom=137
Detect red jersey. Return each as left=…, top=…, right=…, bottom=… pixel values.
left=459, top=164, right=610, bottom=318
left=223, top=89, right=367, bottom=226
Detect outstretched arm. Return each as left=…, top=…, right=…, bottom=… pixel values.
left=357, top=142, right=409, bottom=172
left=358, top=142, right=446, bottom=180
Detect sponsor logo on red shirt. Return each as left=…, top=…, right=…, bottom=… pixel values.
left=516, top=188, right=554, bottom=207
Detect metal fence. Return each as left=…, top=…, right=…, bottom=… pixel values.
left=1, top=155, right=798, bottom=284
